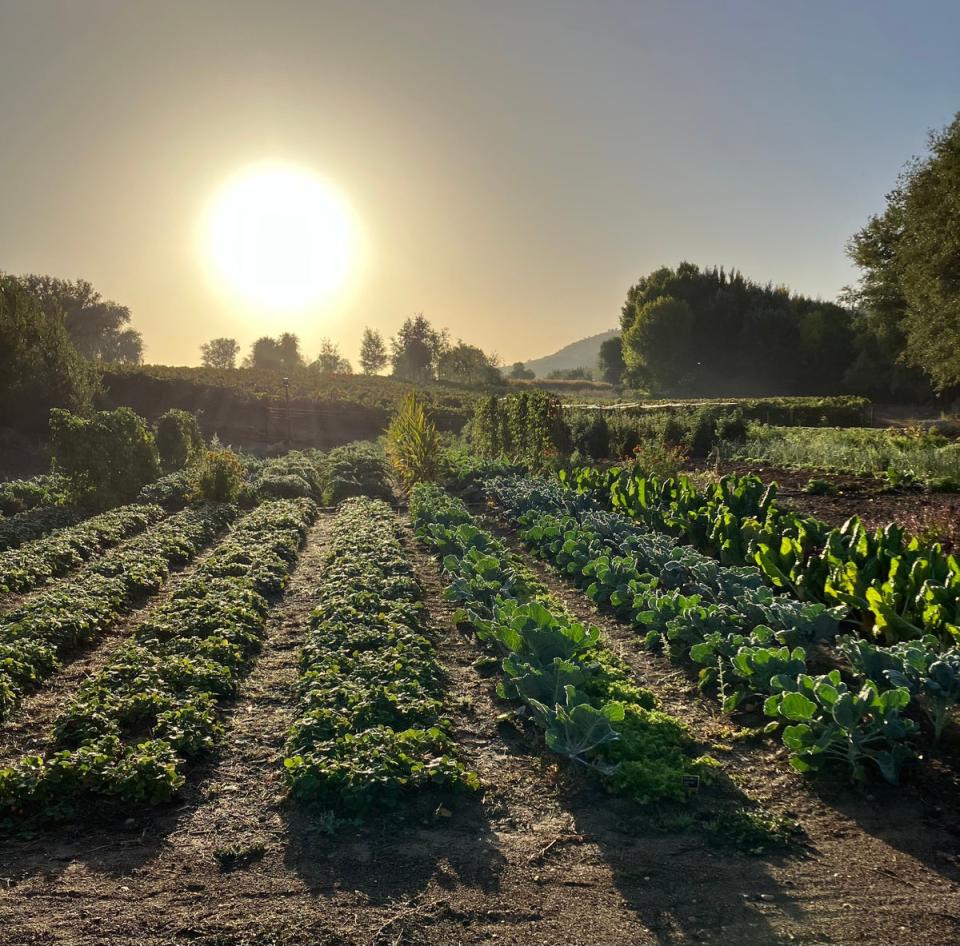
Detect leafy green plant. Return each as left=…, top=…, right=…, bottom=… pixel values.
left=50, top=407, right=161, bottom=510
left=763, top=671, right=917, bottom=783
left=189, top=449, right=246, bottom=503
left=386, top=392, right=441, bottom=488
left=155, top=409, right=204, bottom=473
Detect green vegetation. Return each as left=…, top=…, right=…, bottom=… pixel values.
left=315, top=442, right=393, bottom=505
left=0, top=499, right=316, bottom=812
left=0, top=506, right=83, bottom=554
left=155, top=409, right=204, bottom=473
left=50, top=407, right=161, bottom=509
left=0, top=276, right=100, bottom=435
left=0, top=503, right=234, bottom=723
left=0, top=475, right=71, bottom=517
left=188, top=449, right=247, bottom=503
left=410, top=483, right=713, bottom=802
left=386, top=392, right=441, bottom=488
left=734, top=424, right=960, bottom=489
left=846, top=112, right=960, bottom=393
left=284, top=497, right=477, bottom=812
left=470, top=390, right=569, bottom=470
left=0, top=502, right=163, bottom=595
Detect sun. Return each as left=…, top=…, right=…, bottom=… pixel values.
left=203, top=162, right=358, bottom=310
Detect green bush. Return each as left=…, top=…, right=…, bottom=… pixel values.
left=155, top=409, right=204, bottom=473
left=316, top=442, right=393, bottom=505
left=50, top=407, right=160, bottom=509
left=189, top=448, right=245, bottom=503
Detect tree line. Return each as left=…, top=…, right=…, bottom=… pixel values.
left=199, top=313, right=504, bottom=386
left=604, top=111, right=960, bottom=401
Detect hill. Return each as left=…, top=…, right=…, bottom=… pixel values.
left=523, top=328, right=619, bottom=378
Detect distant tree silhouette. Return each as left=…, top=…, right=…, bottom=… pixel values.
left=509, top=361, right=534, bottom=380
left=7, top=274, right=142, bottom=364
left=598, top=336, right=626, bottom=384
left=244, top=333, right=305, bottom=372
left=313, top=338, right=351, bottom=374
left=359, top=327, right=388, bottom=375
left=390, top=314, right=448, bottom=382
left=200, top=337, right=240, bottom=369
left=437, top=342, right=503, bottom=386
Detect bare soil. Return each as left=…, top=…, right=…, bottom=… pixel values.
left=0, top=509, right=958, bottom=945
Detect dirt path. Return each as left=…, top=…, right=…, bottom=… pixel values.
left=0, top=531, right=229, bottom=766
left=477, top=502, right=960, bottom=946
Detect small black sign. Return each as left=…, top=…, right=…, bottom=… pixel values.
left=681, top=774, right=700, bottom=790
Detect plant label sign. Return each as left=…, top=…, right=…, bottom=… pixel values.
left=681, top=774, right=700, bottom=790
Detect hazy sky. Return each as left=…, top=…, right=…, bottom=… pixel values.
left=2, top=0, right=958, bottom=366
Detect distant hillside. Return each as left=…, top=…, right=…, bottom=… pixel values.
left=523, top=328, right=619, bottom=378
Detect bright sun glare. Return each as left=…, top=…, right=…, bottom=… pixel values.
left=203, top=163, right=358, bottom=310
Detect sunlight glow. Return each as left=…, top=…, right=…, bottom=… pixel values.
left=203, top=163, right=358, bottom=310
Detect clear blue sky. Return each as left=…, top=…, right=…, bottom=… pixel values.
left=1, top=0, right=958, bottom=365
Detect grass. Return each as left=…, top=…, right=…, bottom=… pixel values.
left=731, top=423, right=960, bottom=489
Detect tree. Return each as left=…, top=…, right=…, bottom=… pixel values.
left=436, top=342, right=503, bottom=386
left=313, top=338, right=352, bottom=374
left=244, top=333, right=305, bottom=372
left=619, top=263, right=856, bottom=396
left=0, top=275, right=99, bottom=435
left=359, top=327, right=388, bottom=375
left=390, top=314, right=448, bottom=381
left=9, top=274, right=143, bottom=364
left=508, top=361, right=535, bottom=380
left=846, top=112, right=960, bottom=392
left=200, top=337, right=240, bottom=369
left=598, top=336, right=626, bottom=385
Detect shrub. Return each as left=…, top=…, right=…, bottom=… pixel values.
left=155, top=409, right=204, bottom=473
left=50, top=407, right=160, bottom=509
left=386, top=392, right=440, bottom=488
left=317, top=442, right=393, bottom=505
left=189, top=449, right=245, bottom=503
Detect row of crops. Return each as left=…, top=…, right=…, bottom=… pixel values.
left=0, top=498, right=317, bottom=813
left=477, top=471, right=960, bottom=783
left=410, top=484, right=714, bottom=802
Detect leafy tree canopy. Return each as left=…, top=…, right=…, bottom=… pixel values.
left=359, top=327, right=388, bottom=375
left=846, top=112, right=960, bottom=394
left=390, top=314, right=448, bottom=382
left=436, top=342, right=503, bottom=387
left=0, top=275, right=99, bottom=434
left=312, top=338, right=352, bottom=374
left=620, top=263, right=856, bottom=397
left=200, top=337, right=240, bottom=369
left=244, top=332, right=305, bottom=372
left=508, top=361, right=535, bottom=380
left=6, top=274, right=143, bottom=364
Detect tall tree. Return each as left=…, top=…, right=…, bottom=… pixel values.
left=359, top=327, right=388, bottom=375
left=436, top=342, right=503, bottom=386
left=200, top=337, right=240, bottom=369
left=390, top=314, right=448, bottom=382
left=619, top=263, right=856, bottom=396
left=846, top=112, right=960, bottom=393
left=313, top=338, right=352, bottom=374
left=244, top=333, right=305, bottom=372
left=0, top=276, right=99, bottom=434
left=597, top=335, right=626, bottom=384
left=8, top=274, right=143, bottom=364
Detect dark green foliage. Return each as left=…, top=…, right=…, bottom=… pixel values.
left=316, top=442, right=393, bottom=505
left=0, top=475, right=71, bottom=517
left=470, top=391, right=569, bottom=470
left=284, top=498, right=477, bottom=812
left=0, top=506, right=83, bottom=554
left=0, top=499, right=316, bottom=812
left=243, top=332, right=305, bottom=372
left=190, top=449, right=246, bottom=503
left=390, top=314, right=448, bottom=382
left=846, top=112, right=960, bottom=392
left=0, top=503, right=163, bottom=595
left=597, top=335, right=626, bottom=385
left=155, top=409, right=204, bottom=473
left=410, top=484, right=711, bottom=802
left=0, top=277, right=100, bottom=435
left=619, top=263, right=857, bottom=397
left=0, top=503, right=234, bottom=724
left=50, top=407, right=160, bottom=510
left=252, top=451, right=323, bottom=500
